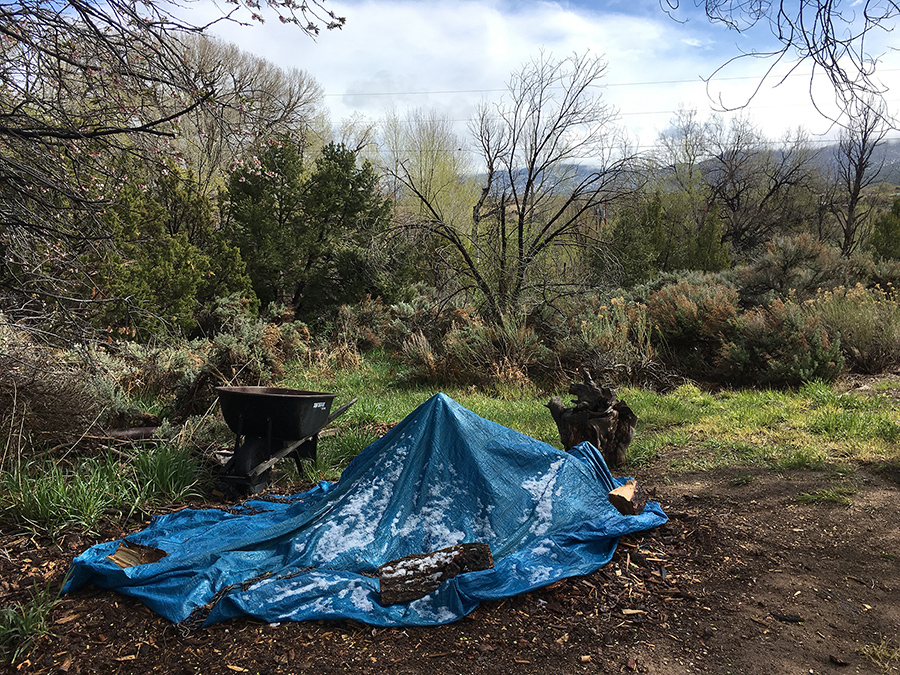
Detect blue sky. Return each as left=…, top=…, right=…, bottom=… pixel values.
left=204, top=0, right=900, bottom=149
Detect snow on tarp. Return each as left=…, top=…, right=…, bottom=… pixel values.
left=63, top=393, right=667, bottom=627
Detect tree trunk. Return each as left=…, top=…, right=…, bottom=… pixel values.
left=546, top=374, right=637, bottom=468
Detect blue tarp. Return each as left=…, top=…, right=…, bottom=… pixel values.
left=63, top=393, right=667, bottom=627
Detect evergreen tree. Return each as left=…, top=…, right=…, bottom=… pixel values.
left=227, top=137, right=308, bottom=308
left=871, top=198, right=900, bottom=260
left=96, top=166, right=253, bottom=336
left=228, top=139, right=394, bottom=319
left=611, top=190, right=729, bottom=285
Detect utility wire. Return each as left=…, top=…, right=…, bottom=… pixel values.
left=323, top=69, right=900, bottom=98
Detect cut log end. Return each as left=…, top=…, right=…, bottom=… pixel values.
left=608, top=479, right=648, bottom=516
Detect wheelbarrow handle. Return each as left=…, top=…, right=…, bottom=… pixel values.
left=325, top=397, right=358, bottom=425
left=247, top=397, right=358, bottom=478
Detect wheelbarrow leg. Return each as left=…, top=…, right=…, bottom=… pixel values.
left=290, top=435, right=318, bottom=476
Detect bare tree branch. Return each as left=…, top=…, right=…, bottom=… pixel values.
left=0, top=0, right=335, bottom=340
left=663, top=0, right=900, bottom=119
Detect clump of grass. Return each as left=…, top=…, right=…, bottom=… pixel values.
left=812, top=283, right=900, bottom=374
left=702, top=439, right=765, bottom=464
left=807, top=410, right=900, bottom=443
left=859, top=636, right=900, bottom=673
left=0, top=444, right=203, bottom=535
left=795, top=486, right=857, bottom=507
left=825, top=464, right=856, bottom=479
left=729, top=473, right=755, bottom=486
left=770, top=446, right=828, bottom=471
left=0, top=454, right=129, bottom=534
left=0, top=584, right=58, bottom=665
left=302, top=429, right=382, bottom=482
left=132, top=443, right=203, bottom=504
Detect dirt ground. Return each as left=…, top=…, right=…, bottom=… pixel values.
left=2, top=459, right=898, bottom=675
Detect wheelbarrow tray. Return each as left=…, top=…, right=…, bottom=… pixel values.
left=215, top=386, right=337, bottom=440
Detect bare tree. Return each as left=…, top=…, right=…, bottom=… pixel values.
left=652, top=108, right=718, bottom=261
left=0, top=0, right=340, bottom=339
left=176, top=36, right=326, bottom=194
left=378, top=107, right=480, bottom=290
left=831, top=97, right=889, bottom=255
left=389, top=53, right=631, bottom=320
left=704, top=117, right=822, bottom=254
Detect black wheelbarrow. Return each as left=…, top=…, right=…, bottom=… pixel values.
left=215, top=386, right=356, bottom=494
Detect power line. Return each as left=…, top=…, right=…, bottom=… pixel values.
left=432, top=97, right=900, bottom=126
left=323, top=69, right=900, bottom=99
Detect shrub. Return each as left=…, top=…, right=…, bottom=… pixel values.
left=330, top=296, right=390, bottom=351
left=400, top=331, right=439, bottom=381
left=809, top=284, right=900, bottom=374
left=382, top=289, right=479, bottom=356
left=171, top=294, right=312, bottom=420
left=397, top=311, right=547, bottom=387
left=441, top=314, right=548, bottom=386
left=734, top=234, right=850, bottom=305
left=0, top=319, right=101, bottom=448
left=553, top=296, right=669, bottom=388
left=323, top=286, right=478, bottom=359
left=645, top=279, right=740, bottom=379
left=847, top=252, right=900, bottom=294
left=870, top=197, right=900, bottom=260
left=719, top=299, right=844, bottom=387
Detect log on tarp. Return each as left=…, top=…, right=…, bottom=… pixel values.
left=546, top=375, right=637, bottom=468
left=378, top=543, right=493, bottom=605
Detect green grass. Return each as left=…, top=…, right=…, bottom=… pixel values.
left=281, top=354, right=900, bottom=476
left=0, top=444, right=203, bottom=535
left=305, top=428, right=384, bottom=482
left=284, top=353, right=565, bottom=448
left=5, top=351, right=900, bottom=536
left=795, top=486, right=858, bottom=507
left=0, top=583, right=58, bottom=664
left=132, top=443, right=204, bottom=504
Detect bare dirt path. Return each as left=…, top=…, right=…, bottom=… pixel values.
left=2, top=465, right=898, bottom=674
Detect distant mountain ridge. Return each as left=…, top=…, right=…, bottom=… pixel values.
left=848, top=138, right=900, bottom=186
left=475, top=139, right=900, bottom=190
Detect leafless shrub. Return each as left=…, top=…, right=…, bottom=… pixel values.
left=0, top=323, right=101, bottom=450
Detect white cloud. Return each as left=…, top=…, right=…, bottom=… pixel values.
left=203, top=0, right=900, bottom=149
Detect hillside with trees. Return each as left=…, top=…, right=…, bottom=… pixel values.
left=2, top=27, right=900, bottom=439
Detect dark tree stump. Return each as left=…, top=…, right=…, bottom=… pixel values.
left=546, top=374, right=637, bottom=468
left=378, top=542, right=493, bottom=605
